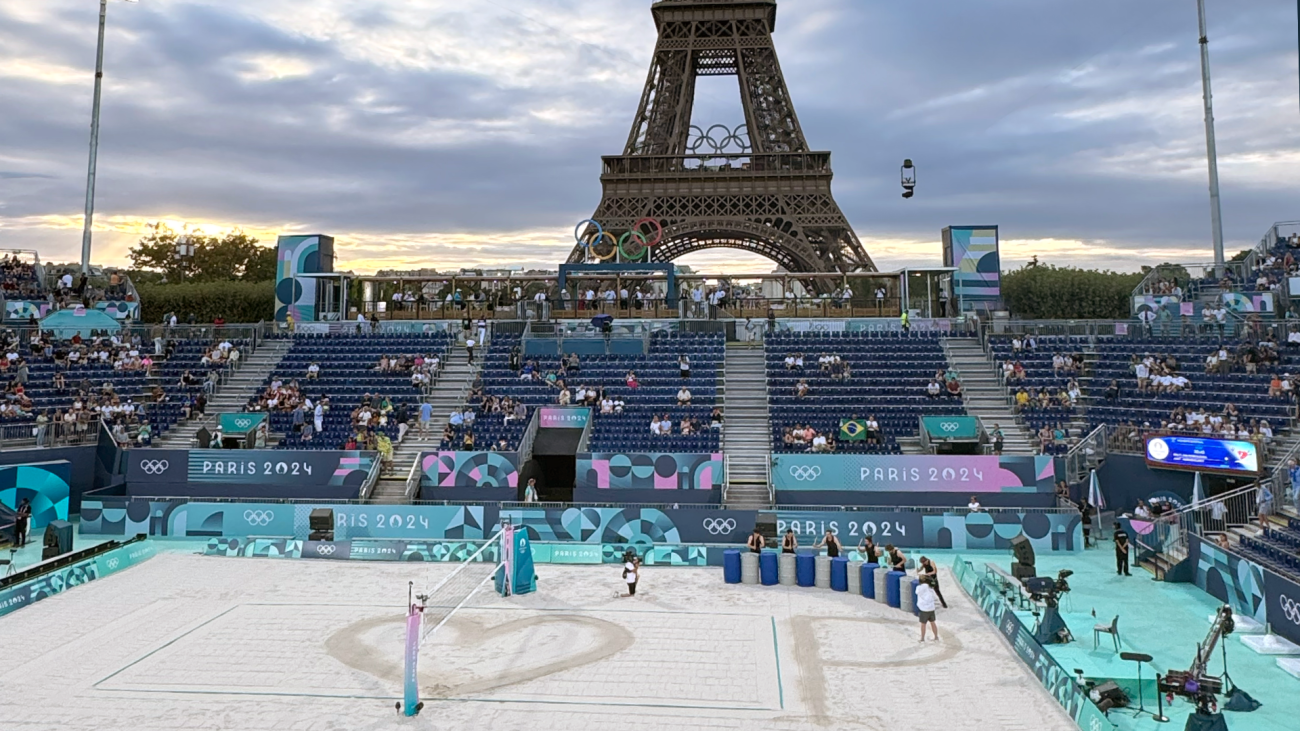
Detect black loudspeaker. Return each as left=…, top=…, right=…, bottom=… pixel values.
left=1010, top=535, right=1035, bottom=567
left=309, top=508, right=334, bottom=532
left=754, top=514, right=777, bottom=543
left=1012, top=561, right=1036, bottom=581
left=43, top=520, right=73, bottom=557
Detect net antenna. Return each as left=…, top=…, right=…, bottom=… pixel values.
left=400, top=526, right=508, bottom=717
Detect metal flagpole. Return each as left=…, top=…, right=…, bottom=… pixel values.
left=80, top=0, right=111, bottom=275
left=1196, top=0, right=1226, bottom=275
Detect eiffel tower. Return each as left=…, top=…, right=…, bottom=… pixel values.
left=568, top=0, right=875, bottom=273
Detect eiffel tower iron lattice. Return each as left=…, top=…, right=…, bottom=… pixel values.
left=568, top=0, right=876, bottom=273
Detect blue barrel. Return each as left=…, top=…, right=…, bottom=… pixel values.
left=910, top=579, right=921, bottom=615
left=759, top=551, right=779, bottom=585
left=860, top=563, right=879, bottom=598
left=723, top=549, right=742, bottom=584
left=886, top=570, right=905, bottom=608
left=796, top=552, right=816, bottom=587
left=830, top=557, right=849, bottom=592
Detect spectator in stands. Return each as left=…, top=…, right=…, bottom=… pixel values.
left=991, top=425, right=1004, bottom=455
left=783, top=353, right=797, bottom=369
left=650, top=415, right=662, bottom=435
left=679, top=354, right=691, bottom=378
left=660, top=414, right=673, bottom=435
left=558, top=387, right=571, bottom=405
left=710, top=407, right=723, bottom=429
left=944, top=377, right=962, bottom=399
left=625, top=370, right=639, bottom=388
left=811, top=431, right=830, bottom=453
left=926, top=379, right=942, bottom=399
left=1134, top=359, right=1150, bottom=392
left=677, top=386, right=692, bottom=405
left=794, top=379, right=809, bottom=398
left=1257, top=482, right=1274, bottom=531
left=865, top=415, right=880, bottom=445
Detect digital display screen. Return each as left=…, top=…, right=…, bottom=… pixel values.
left=1144, top=435, right=1260, bottom=475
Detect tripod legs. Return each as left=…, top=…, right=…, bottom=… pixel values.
left=1132, top=662, right=1148, bottom=717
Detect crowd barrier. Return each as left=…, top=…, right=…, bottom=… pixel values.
left=79, top=499, right=1084, bottom=553
left=952, top=556, right=1112, bottom=731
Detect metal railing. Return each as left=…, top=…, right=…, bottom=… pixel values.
left=0, top=420, right=100, bottom=449
left=357, top=455, right=385, bottom=502
left=1134, top=482, right=1261, bottom=571
left=402, top=457, right=423, bottom=502
left=1064, top=424, right=1108, bottom=483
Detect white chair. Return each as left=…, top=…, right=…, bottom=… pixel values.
left=1094, top=615, right=1120, bottom=651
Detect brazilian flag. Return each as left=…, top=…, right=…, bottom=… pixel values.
left=840, top=419, right=868, bottom=441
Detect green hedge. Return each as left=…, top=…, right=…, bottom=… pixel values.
left=135, top=280, right=275, bottom=323
left=1001, top=265, right=1142, bottom=320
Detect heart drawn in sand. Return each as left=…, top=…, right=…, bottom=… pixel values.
left=327, top=612, right=634, bottom=697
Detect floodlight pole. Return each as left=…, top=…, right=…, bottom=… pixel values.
left=1196, top=0, right=1226, bottom=275
left=80, top=0, right=112, bottom=275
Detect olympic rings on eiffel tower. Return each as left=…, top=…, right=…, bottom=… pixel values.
left=590, top=231, right=618, bottom=261
left=632, top=217, right=664, bottom=248
left=574, top=219, right=603, bottom=247
left=687, top=124, right=751, bottom=155
left=618, top=231, right=648, bottom=261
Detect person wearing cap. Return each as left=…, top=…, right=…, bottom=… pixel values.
left=916, top=575, right=940, bottom=641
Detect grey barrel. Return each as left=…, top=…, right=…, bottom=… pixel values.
left=741, top=551, right=760, bottom=584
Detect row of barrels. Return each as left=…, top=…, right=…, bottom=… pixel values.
left=723, top=549, right=920, bottom=613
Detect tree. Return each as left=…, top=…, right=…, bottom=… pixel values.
left=128, top=224, right=277, bottom=282
left=1001, top=264, right=1144, bottom=319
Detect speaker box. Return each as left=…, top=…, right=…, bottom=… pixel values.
left=43, top=519, right=73, bottom=557
left=308, top=530, right=334, bottom=542
left=1012, top=561, right=1036, bottom=581
left=1010, top=534, right=1035, bottom=567
left=309, top=508, right=334, bottom=533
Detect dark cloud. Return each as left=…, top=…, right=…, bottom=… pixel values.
left=0, top=0, right=1295, bottom=270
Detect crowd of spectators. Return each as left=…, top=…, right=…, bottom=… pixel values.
left=0, top=254, right=40, bottom=299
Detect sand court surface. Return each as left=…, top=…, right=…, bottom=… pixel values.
left=0, top=552, right=1075, bottom=731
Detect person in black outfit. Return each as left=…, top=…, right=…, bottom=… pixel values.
left=1078, top=498, right=1094, bottom=548
left=1114, top=524, right=1132, bottom=576
left=918, top=556, right=948, bottom=608
left=781, top=529, right=797, bottom=553
left=857, top=535, right=879, bottom=563
left=814, top=529, right=841, bottom=558
left=14, top=497, right=31, bottom=547
left=746, top=528, right=765, bottom=553
left=886, top=544, right=906, bottom=573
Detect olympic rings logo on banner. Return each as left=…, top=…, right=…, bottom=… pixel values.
left=315, top=544, right=336, bottom=556
left=940, top=422, right=959, bottom=433
left=789, top=465, right=822, bottom=481
left=703, top=518, right=737, bottom=535
left=244, top=510, right=274, bottom=526
left=140, top=459, right=170, bottom=475
left=1281, top=595, right=1300, bottom=624
left=106, top=558, right=119, bottom=570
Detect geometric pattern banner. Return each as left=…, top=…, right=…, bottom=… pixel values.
left=0, top=460, right=71, bottom=530
left=0, top=540, right=156, bottom=618
left=772, top=454, right=1055, bottom=493
left=1192, top=535, right=1268, bottom=625
left=421, top=451, right=519, bottom=488
left=78, top=499, right=488, bottom=540
left=777, top=509, right=1082, bottom=553
left=275, top=234, right=333, bottom=323
left=577, top=452, right=724, bottom=490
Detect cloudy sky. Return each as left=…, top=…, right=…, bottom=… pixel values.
left=0, top=0, right=1296, bottom=275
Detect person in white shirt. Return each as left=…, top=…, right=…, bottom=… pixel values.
left=676, top=387, right=692, bottom=405
left=307, top=363, right=320, bottom=379
left=967, top=496, right=983, bottom=512
left=650, top=416, right=662, bottom=435
left=622, top=557, right=640, bottom=597
left=811, top=433, right=828, bottom=452
left=916, top=576, right=940, bottom=641
left=1134, top=362, right=1149, bottom=391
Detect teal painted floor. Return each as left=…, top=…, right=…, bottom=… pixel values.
left=1001, top=547, right=1299, bottom=731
